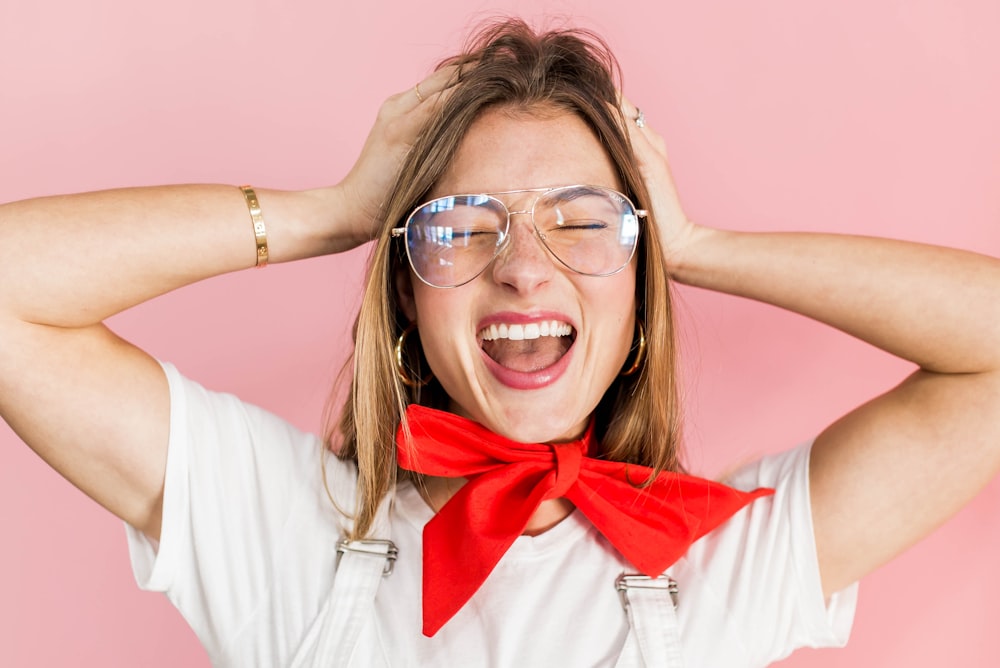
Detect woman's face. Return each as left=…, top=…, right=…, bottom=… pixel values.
left=398, top=106, right=637, bottom=443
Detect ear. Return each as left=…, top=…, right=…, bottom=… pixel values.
left=395, top=266, right=418, bottom=322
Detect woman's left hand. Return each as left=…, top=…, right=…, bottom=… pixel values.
left=616, top=98, right=1000, bottom=603
left=619, top=97, right=701, bottom=271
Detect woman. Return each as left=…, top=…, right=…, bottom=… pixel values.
left=2, top=18, right=999, bottom=667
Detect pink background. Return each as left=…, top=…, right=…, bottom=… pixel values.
left=2, top=0, right=999, bottom=665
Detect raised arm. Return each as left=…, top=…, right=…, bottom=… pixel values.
left=623, top=101, right=1000, bottom=597
left=0, top=69, right=457, bottom=540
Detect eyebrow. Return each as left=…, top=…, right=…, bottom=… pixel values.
left=541, top=185, right=611, bottom=204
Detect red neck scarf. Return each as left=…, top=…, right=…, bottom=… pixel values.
left=396, top=405, right=773, bottom=637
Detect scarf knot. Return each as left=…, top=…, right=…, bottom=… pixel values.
left=396, top=404, right=774, bottom=637
left=545, top=441, right=584, bottom=500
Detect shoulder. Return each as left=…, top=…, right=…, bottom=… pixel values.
left=685, top=442, right=816, bottom=577
left=674, top=443, right=856, bottom=665
left=724, top=442, right=811, bottom=493
left=158, top=360, right=337, bottom=480
left=147, top=362, right=360, bottom=542
left=130, top=362, right=360, bottom=663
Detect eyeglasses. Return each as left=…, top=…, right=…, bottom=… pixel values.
left=391, top=185, right=646, bottom=288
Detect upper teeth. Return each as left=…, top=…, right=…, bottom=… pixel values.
left=480, top=321, right=574, bottom=341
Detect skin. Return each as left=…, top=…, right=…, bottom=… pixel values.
left=0, top=64, right=466, bottom=543
left=619, top=97, right=1000, bottom=596
left=1, top=66, right=999, bottom=605
left=396, top=106, right=637, bottom=532
left=397, top=107, right=635, bottom=444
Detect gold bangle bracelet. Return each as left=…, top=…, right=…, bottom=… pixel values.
left=239, top=185, right=269, bottom=268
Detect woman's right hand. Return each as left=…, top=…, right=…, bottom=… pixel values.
left=332, top=65, right=462, bottom=247
left=0, top=67, right=458, bottom=541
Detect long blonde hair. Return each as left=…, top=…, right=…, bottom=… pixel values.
left=328, top=18, right=682, bottom=539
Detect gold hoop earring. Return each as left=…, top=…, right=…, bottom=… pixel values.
left=620, top=319, right=647, bottom=377
left=395, top=323, right=433, bottom=388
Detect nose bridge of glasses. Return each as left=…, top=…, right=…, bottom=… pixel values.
left=504, top=189, right=550, bottom=236
left=495, top=207, right=554, bottom=268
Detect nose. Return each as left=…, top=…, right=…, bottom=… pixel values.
left=489, top=213, right=556, bottom=292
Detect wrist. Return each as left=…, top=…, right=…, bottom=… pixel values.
left=658, top=220, right=717, bottom=283
left=661, top=224, right=743, bottom=289
left=259, top=186, right=369, bottom=262
left=310, top=183, right=383, bottom=253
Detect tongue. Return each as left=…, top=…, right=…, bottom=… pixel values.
left=482, top=337, right=569, bottom=372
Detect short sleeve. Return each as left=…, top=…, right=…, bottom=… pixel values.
left=681, top=443, right=858, bottom=666
left=124, top=362, right=354, bottom=661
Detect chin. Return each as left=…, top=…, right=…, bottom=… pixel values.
left=443, top=372, right=596, bottom=444
left=488, top=407, right=589, bottom=444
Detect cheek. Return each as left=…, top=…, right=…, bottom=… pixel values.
left=608, top=270, right=638, bottom=325
left=608, top=308, right=638, bottom=372
left=610, top=275, right=639, bottom=358
left=410, top=285, right=471, bottom=374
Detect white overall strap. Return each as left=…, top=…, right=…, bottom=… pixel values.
left=288, top=497, right=395, bottom=668
left=613, top=574, right=683, bottom=668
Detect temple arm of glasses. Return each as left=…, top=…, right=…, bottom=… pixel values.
left=390, top=228, right=406, bottom=237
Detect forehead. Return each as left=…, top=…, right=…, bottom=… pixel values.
left=431, top=106, right=622, bottom=197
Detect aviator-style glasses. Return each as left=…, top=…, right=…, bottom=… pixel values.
left=391, top=185, right=646, bottom=288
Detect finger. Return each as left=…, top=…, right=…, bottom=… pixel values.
left=615, top=96, right=690, bottom=232
left=638, top=119, right=669, bottom=157
left=395, top=63, right=465, bottom=111
left=618, top=94, right=640, bottom=124
left=374, top=64, right=463, bottom=148
left=618, top=94, right=651, bottom=135
left=392, top=61, right=477, bottom=142
left=618, top=94, right=668, bottom=158
left=392, top=84, right=458, bottom=140
left=420, top=63, right=465, bottom=97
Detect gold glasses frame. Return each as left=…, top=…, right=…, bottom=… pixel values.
left=391, top=184, right=647, bottom=288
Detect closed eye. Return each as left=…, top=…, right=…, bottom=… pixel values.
left=548, top=219, right=609, bottom=231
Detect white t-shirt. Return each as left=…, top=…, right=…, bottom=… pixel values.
left=126, top=363, right=857, bottom=667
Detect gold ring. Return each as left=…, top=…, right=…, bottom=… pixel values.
left=414, top=83, right=425, bottom=103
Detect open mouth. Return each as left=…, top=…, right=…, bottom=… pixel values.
left=478, top=320, right=576, bottom=373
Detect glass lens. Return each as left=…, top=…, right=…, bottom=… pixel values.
left=404, top=195, right=508, bottom=287
left=533, top=186, right=640, bottom=276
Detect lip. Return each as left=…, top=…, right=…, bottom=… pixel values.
left=476, top=310, right=576, bottom=390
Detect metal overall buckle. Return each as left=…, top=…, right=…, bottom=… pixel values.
left=615, top=573, right=680, bottom=610
left=336, top=539, right=399, bottom=577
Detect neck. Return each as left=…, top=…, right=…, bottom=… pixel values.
left=422, top=475, right=575, bottom=535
